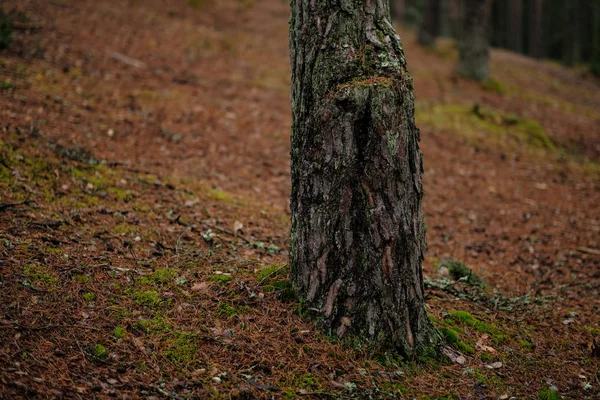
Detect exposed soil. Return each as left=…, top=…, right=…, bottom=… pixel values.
left=0, top=1, right=599, bottom=399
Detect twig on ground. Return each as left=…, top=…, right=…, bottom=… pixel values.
left=577, top=247, right=600, bottom=256
left=109, top=52, right=147, bottom=69
left=199, top=221, right=251, bottom=244
left=0, top=199, right=34, bottom=212
left=0, top=324, right=102, bottom=332
left=175, top=226, right=190, bottom=264
left=150, top=385, right=184, bottom=400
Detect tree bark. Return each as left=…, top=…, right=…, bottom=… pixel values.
left=289, top=0, right=439, bottom=357
left=528, top=0, right=544, bottom=58
left=507, top=0, right=523, bottom=53
left=418, top=0, right=441, bottom=46
left=458, top=0, right=492, bottom=81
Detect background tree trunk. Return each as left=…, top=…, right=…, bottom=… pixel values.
left=593, top=0, right=600, bottom=76
left=289, top=0, right=439, bottom=357
left=507, top=0, right=524, bottom=53
left=562, top=0, right=581, bottom=66
left=458, top=0, right=492, bottom=81
left=528, top=0, right=544, bottom=58
left=418, top=0, right=441, bottom=46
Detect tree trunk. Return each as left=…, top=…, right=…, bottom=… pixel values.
left=458, top=0, right=492, bottom=81
left=563, top=0, right=581, bottom=66
left=289, top=0, right=439, bottom=357
left=507, top=0, right=523, bottom=53
left=593, top=0, right=600, bottom=76
left=418, top=0, right=441, bottom=46
left=439, top=0, right=451, bottom=37
left=528, top=0, right=544, bottom=58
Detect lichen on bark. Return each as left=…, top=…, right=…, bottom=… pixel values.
left=289, top=0, right=440, bottom=357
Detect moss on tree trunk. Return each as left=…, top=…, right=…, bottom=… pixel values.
left=289, top=0, right=439, bottom=358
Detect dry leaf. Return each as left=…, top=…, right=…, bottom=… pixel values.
left=485, top=362, right=503, bottom=369
left=233, top=220, right=244, bottom=235
left=442, top=345, right=466, bottom=365
left=476, top=334, right=497, bottom=353
left=192, top=282, right=209, bottom=292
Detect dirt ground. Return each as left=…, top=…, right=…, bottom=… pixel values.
left=0, top=0, right=599, bottom=399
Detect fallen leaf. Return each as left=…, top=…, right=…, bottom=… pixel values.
left=191, top=282, right=209, bottom=292
left=485, top=362, right=503, bottom=369
left=476, top=335, right=497, bottom=353
left=233, top=220, right=244, bottom=235
left=442, top=345, right=466, bottom=365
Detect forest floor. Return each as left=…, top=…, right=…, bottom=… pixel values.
left=0, top=0, right=599, bottom=399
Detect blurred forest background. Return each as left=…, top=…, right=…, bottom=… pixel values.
left=393, top=0, right=600, bottom=75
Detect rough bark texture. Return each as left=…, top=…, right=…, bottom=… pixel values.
left=528, top=0, right=544, bottom=58
left=418, top=0, right=441, bottom=46
left=458, top=0, right=492, bottom=81
left=289, top=0, right=439, bottom=357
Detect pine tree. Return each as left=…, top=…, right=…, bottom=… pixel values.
left=289, top=0, right=439, bottom=356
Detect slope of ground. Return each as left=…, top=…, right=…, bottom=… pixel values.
left=0, top=1, right=599, bottom=399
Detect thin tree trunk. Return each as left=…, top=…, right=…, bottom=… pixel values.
left=528, top=0, right=544, bottom=58
left=439, top=0, right=451, bottom=37
left=289, top=0, right=439, bottom=357
left=563, top=0, right=581, bottom=66
left=593, top=0, right=600, bottom=76
left=418, top=0, right=441, bottom=46
left=507, top=0, right=524, bottom=53
left=458, top=0, right=492, bottom=81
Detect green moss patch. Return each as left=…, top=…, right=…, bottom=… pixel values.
left=417, top=103, right=555, bottom=150
left=438, top=258, right=485, bottom=287
left=132, top=290, right=161, bottom=307
left=164, top=332, right=198, bottom=364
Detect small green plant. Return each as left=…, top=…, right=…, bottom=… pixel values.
left=449, top=310, right=495, bottom=334
left=113, top=326, right=127, bottom=339
left=439, top=258, right=484, bottom=287
left=94, top=344, right=108, bottom=359
left=216, top=303, right=238, bottom=319
left=133, top=314, right=171, bottom=334
left=133, top=290, right=161, bottom=307
left=0, top=81, right=13, bottom=90
left=441, top=328, right=459, bottom=344
left=82, top=292, right=96, bottom=302
left=165, top=332, right=197, bottom=364
left=147, top=268, right=176, bottom=284
left=23, top=264, right=57, bottom=288
left=209, top=274, right=233, bottom=285
left=73, top=274, right=91, bottom=283
left=519, top=339, right=533, bottom=350
left=538, top=389, right=561, bottom=400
